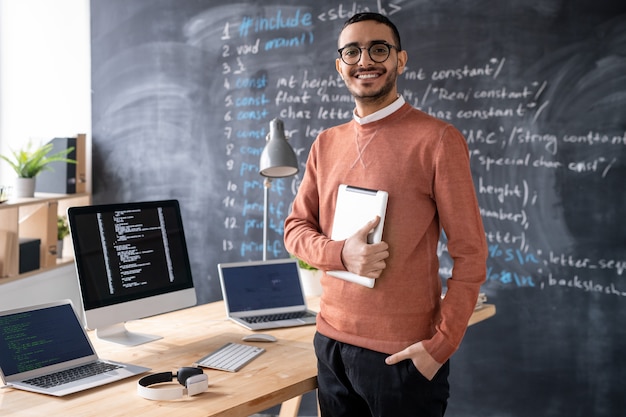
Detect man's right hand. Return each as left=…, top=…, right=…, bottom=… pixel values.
left=340, top=216, right=390, bottom=279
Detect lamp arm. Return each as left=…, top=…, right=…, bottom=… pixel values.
left=263, top=178, right=272, bottom=261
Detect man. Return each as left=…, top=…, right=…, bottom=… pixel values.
left=283, top=12, right=487, bottom=417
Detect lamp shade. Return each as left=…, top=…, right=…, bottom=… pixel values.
left=259, top=118, right=299, bottom=178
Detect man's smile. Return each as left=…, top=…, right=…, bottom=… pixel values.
left=353, top=68, right=385, bottom=80
left=356, top=73, right=380, bottom=79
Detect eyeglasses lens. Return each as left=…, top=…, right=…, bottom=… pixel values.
left=340, top=43, right=391, bottom=65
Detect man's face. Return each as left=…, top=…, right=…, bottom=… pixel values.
left=336, top=20, right=407, bottom=108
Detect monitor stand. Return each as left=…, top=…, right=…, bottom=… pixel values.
left=95, top=323, right=162, bottom=346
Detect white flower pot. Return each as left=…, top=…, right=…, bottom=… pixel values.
left=299, top=268, right=322, bottom=297
left=14, top=177, right=36, bottom=198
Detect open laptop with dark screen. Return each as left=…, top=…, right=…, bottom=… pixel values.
left=217, top=258, right=317, bottom=330
left=0, top=300, right=149, bottom=396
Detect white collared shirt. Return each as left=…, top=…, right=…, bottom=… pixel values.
left=353, top=95, right=406, bottom=125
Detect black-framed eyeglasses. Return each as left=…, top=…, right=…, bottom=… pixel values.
left=337, top=42, right=398, bottom=65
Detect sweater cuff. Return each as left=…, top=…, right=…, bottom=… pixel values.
left=422, top=330, right=458, bottom=364
left=324, top=239, right=347, bottom=271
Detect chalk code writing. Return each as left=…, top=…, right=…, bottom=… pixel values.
left=211, top=6, right=624, bottom=297
left=219, top=8, right=312, bottom=258
left=403, top=54, right=623, bottom=298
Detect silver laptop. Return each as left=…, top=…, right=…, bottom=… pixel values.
left=0, top=300, right=150, bottom=396
left=217, top=258, right=317, bottom=330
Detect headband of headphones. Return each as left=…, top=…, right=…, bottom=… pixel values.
left=137, top=367, right=208, bottom=401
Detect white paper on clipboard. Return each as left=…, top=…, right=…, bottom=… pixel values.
left=327, top=184, right=388, bottom=288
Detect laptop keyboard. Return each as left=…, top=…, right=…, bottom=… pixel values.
left=195, top=342, right=264, bottom=372
left=242, top=310, right=316, bottom=324
left=24, top=361, right=122, bottom=388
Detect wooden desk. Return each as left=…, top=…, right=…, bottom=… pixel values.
left=468, top=303, right=496, bottom=326
left=0, top=299, right=495, bottom=417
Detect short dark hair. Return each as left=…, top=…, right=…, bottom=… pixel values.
left=341, top=12, right=402, bottom=51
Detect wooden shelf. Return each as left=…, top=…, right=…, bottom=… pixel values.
left=0, top=192, right=91, bottom=283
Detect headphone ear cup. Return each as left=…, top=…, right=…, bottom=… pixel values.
left=138, top=368, right=207, bottom=400
left=177, top=367, right=204, bottom=386
left=185, top=373, right=208, bottom=396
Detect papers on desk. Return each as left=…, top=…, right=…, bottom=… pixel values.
left=441, top=292, right=488, bottom=310
left=475, top=293, right=488, bottom=309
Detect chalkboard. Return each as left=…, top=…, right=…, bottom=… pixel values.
left=90, top=1, right=626, bottom=415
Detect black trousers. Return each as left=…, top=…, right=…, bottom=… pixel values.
left=314, top=332, right=450, bottom=417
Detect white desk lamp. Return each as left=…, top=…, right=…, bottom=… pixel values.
left=259, top=118, right=299, bottom=260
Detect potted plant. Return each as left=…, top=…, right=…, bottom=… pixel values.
left=0, top=141, right=75, bottom=198
left=56, top=215, right=71, bottom=259
left=294, top=257, right=322, bottom=297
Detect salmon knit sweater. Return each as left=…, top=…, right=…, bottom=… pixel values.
left=284, top=102, right=487, bottom=363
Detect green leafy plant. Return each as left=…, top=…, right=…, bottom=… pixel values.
left=57, top=215, right=70, bottom=241
left=0, top=141, right=75, bottom=178
left=292, top=255, right=318, bottom=271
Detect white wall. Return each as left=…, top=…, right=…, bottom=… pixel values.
left=0, top=0, right=91, bottom=310
left=0, top=0, right=91, bottom=184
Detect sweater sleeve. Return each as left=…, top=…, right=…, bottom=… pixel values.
left=421, top=125, right=488, bottom=363
left=284, top=141, right=345, bottom=272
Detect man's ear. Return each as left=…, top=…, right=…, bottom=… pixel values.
left=335, top=58, right=344, bottom=80
left=397, top=50, right=408, bottom=74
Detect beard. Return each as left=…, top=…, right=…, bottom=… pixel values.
left=346, top=65, right=398, bottom=105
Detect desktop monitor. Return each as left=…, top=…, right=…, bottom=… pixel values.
left=67, top=199, right=197, bottom=346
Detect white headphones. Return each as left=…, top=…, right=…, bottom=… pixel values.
left=137, top=367, right=208, bottom=401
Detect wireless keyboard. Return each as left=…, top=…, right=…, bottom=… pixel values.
left=194, top=342, right=265, bottom=372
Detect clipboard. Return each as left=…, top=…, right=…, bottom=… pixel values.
left=328, top=184, right=388, bottom=288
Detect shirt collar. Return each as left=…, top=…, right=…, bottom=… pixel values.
left=353, top=95, right=405, bottom=125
